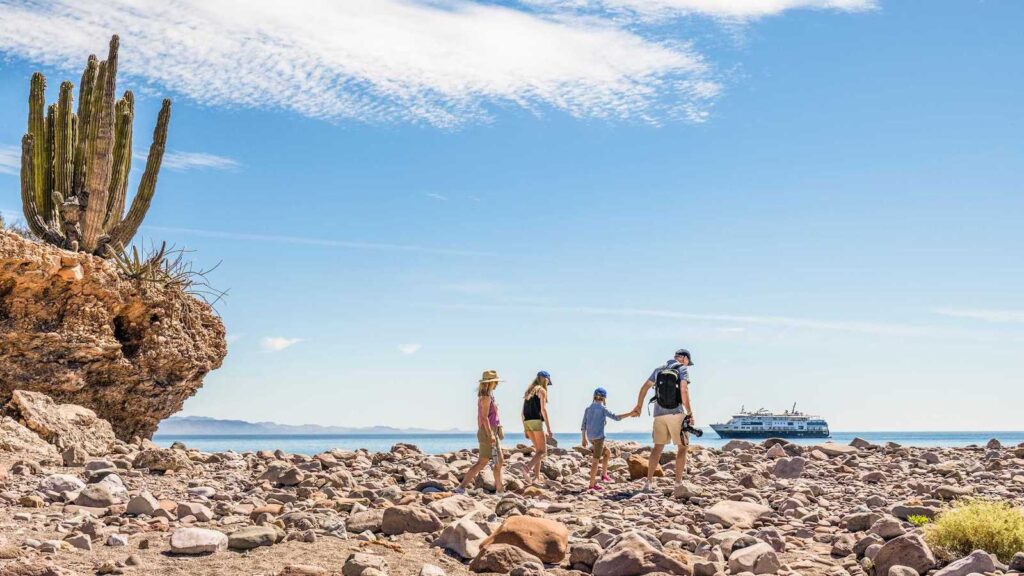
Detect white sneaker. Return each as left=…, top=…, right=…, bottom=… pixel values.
left=640, top=480, right=654, bottom=493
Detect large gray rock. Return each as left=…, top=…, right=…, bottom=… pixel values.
left=74, top=483, right=120, bottom=507
left=0, top=415, right=61, bottom=464
left=771, top=457, right=806, bottom=479
left=845, top=512, right=883, bottom=532
left=873, top=534, right=935, bottom=576
left=38, top=473, right=85, bottom=495
left=228, top=526, right=279, bottom=550
left=133, top=448, right=193, bottom=473
left=814, top=443, right=859, bottom=457
left=705, top=501, right=771, bottom=528
left=434, top=517, right=489, bottom=559
left=868, top=516, right=905, bottom=540
left=347, top=509, right=385, bottom=533
left=126, top=492, right=160, bottom=516
left=169, top=527, right=228, bottom=555
left=343, top=552, right=389, bottom=576
left=592, top=531, right=691, bottom=576
left=933, top=550, right=997, bottom=576
left=728, top=542, right=781, bottom=575
left=6, top=390, right=116, bottom=456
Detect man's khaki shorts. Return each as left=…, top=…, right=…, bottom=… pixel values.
left=652, top=413, right=689, bottom=446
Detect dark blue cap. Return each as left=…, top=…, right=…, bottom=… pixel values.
left=537, top=370, right=552, bottom=385
left=594, top=387, right=607, bottom=398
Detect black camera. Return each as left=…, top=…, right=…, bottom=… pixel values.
left=682, top=415, right=704, bottom=437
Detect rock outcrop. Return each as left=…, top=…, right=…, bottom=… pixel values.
left=0, top=231, right=226, bottom=439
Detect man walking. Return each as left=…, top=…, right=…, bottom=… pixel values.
left=630, top=348, right=695, bottom=492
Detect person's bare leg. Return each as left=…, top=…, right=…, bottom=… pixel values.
left=494, top=455, right=504, bottom=492
left=601, top=449, right=610, bottom=477
left=647, top=444, right=664, bottom=484
left=531, top=433, right=547, bottom=483
left=589, top=458, right=599, bottom=487
left=459, top=455, right=490, bottom=490
left=675, top=445, right=688, bottom=483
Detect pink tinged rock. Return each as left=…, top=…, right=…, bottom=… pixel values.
left=771, top=457, right=806, bottom=479
left=704, top=501, right=772, bottom=529
left=470, top=543, right=542, bottom=574
left=592, top=532, right=691, bottom=576
left=728, top=542, right=781, bottom=575
left=434, top=517, right=488, bottom=559
left=478, top=514, right=569, bottom=564
left=381, top=505, right=443, bottom=535
left=933, top=550, right=997, bottom=576
left=873, top=533, right=936, bottom=576
left=169, top=527, right=227, bottom=555
left=126, top=492, right=160, bottom=516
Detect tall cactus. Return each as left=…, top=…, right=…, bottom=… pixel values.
left=18, top=35, right=171, bottom=256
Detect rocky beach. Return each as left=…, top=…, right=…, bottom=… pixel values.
left=1, top=390, right=1022, bottom=576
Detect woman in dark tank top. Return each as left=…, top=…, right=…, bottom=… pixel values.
left=520, top=371, right=553, bottom=485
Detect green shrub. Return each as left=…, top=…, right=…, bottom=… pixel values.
left=924, top=499, right=1024, bottom=562
left=907, top=514, right=930, bottom=527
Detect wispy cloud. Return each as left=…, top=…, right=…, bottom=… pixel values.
left=162, top=151, right=239, bottom=172
left=0, top=144, right=18, bottom=175
left=0, top=0, right=725, bottom=126
left=144, top=225, right=492, bottom=257
left=398, top=343, right=423, bottom=355
left=526, top=0, right=876, bottom=21
left=934, top=308, right=1024, bottom=324
left=425, top=193, right=449, bottom=202
left=260, top=336, right=302, bottom=352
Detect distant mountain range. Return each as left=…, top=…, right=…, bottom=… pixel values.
left=155, top=415, right=465, bottom=436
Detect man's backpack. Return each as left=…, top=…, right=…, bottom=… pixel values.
left=651, top=364, right=683, bottom=410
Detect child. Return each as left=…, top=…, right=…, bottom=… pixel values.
left=580, top=387, right=633, bottom=491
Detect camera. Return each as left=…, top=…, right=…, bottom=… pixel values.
left=682, top=414, right=703, bottom=437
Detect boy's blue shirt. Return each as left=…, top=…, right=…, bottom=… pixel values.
left=581, top=401, right=622, bottom=441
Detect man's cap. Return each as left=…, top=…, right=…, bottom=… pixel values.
left=538, top=370, right=552, bottom=385
left=593, top=387, right=607, bottom=398
left=674, top=348, right=694, bottom=365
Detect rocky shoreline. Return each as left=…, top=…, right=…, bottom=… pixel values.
left=1, top=391, right=1023, bottom=576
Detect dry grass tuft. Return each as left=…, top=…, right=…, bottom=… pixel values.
left=924, top=499, right=1024, bottom=562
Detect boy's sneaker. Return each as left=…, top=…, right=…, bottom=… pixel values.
left=587, top=484, right=604, bottom=491
left=453, top=487, right=466, bottom=494
left=600, top=474, right=612, bottom=483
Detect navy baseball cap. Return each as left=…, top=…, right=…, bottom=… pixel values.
left=593, top=387, right=607, bottom=398
left=675, top=349, right=694, bottom=365
left=538, top=370, right=552, bottom=385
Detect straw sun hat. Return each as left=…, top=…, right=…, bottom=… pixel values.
left=478, top=370, right=503, bottom=384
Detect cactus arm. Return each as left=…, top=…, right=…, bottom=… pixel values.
left=19, top=135, right=64, bottom=245
left=81, top=35, right=120, bottom=252
left=45, top=103, right=56, bottom=222
left=106, top=99, right=170, bottom=251
left=73, top=55, right=97, bottom=199
left=28, top=73, right=48, bottom=213
left=51, top=82, right=75, bottom=230
left=105, top=91, right=133, bottom=231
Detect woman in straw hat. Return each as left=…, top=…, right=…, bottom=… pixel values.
left=454, top=370, right=505, bottom=494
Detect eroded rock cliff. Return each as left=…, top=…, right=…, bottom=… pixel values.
left=0, top=230, right=226, bottom=440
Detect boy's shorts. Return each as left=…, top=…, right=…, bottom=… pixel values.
left=590, top=438, right=617, bottom=459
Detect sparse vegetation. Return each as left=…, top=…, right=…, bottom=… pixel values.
left=112, top=241, right=227, bottom=305
left=907, top=514, right=930, bottom=527
left=924, top=499, right=1024, bottom=562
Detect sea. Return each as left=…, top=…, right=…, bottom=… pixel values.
left=153, top=431, right=1024, bottom=456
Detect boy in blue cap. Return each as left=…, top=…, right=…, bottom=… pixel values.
left=580, top=387, right=634, bottom=491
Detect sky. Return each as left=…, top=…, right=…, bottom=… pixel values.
left=0, top=0, right=1021, bottom=433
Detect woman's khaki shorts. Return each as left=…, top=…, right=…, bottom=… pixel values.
left=652, top=413, right=689, bottom=446
left=523, top=419, right=544, bottom=433
left=477, top=429, right=503, bottom=461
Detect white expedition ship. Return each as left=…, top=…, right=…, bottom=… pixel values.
left=711, top=404, right=830, bottom=439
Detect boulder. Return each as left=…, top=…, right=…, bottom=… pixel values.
left=934, top=485, right=974, bottom=500
left=592, top=531, right=692, bottom=576
left=428, top=495, right=485, bottom=519
left=228, top=526, right=279, bottom=550
left=814, top=443, right=859, bottom=457
left=704, top=501, right=771, bottom=528
left=347, top=509, right=385, bottom=533
left=722, top=440, right=755, bottom=452
left=845, top=512, right=883, bottom=532
left=126, top=492, right=160, bottom=516
left=133, top=449, right=193, bottom=473
left=73, top=483, right=120, bottom=507
left=470, top=544, right=542, bottom=574
left=0, top=416, right=61, bottom=464
left=381, top=505, right=442, bottom=535
left=5, top=390, right=115, bottom=456
left=933, top=550, right=997, bottom=576
left=435, top=517, right=489, bottom=559
left=771, top=457, right=806, bottom=479
left=869, top=516, right=905, bottom=540
left=343, top=553, right=388, bottom=576
left=570, top=542, right=604, bottom=568
left=628, top=455, right=662, bottom=480
left=728, top=542, right=781, bottom=574
left=480, top=515, right=569, bottom=563
left=873, top=534, right=935, bottom=576
left=0, top=231, right=227, bottom=440
left=169, top=528, right=228, bottom=555
left=1008, top=552, right=1024, bottom=572
left=38, top=474, right=85, bottom=495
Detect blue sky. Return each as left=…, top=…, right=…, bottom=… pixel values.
left=1, top=0, right=1021, bottom=432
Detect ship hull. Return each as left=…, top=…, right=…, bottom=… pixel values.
left=711, top=426, right=830, bottom=439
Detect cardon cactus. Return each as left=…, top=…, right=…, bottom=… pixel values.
left=19, top=35, right=170, bottom=256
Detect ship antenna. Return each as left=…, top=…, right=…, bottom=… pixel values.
left=792, top=402, right=797, bottom=414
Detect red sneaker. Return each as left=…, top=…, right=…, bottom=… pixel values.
left=600, top=474, right=612, bottom=483
left=587, top=484, right=604, bottom=491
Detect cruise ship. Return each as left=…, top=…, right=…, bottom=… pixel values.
left=710, top=405, right=830, bottom=439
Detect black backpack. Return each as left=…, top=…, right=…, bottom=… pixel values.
left=651, top=364, right=683, bottom=410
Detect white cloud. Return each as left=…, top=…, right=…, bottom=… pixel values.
left=0, top=144, right=18, bottom=175
left=144, top=225, right=492, bottom=257
left=526, top=0, right=876, bottom=21
left=425, top=193, right=449, bottom=202
left=260, top=336, right=303, bottom=352
left=162, top=151, right=239, bottom=172
left=934, top=308, right=1024, bottom=324
left=398, top=343, right=423, bottom=355
left=0, top=0, right=722, bottom=126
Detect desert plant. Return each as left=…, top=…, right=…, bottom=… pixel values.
left=19, top=35, right=170, bottom=256
left=112, top=241, right=227, bottom=305
left=924, top=499, right=1024, bottom=563
left=907, top=514, right=930, bottom=527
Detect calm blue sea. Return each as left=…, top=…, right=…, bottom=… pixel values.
left=153, top=431, right=1024, bottom=455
